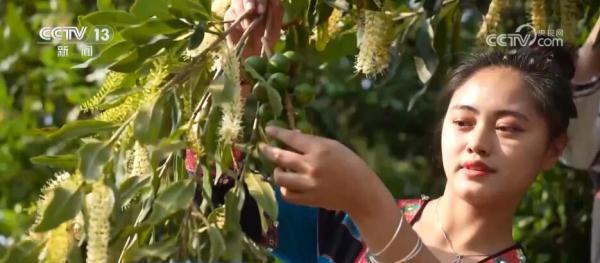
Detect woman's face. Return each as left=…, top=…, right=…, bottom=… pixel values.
left=441, top=66, right=565, bottom=205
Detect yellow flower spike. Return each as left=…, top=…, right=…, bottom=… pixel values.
left=128, top=141, right=152, bottom=179
left=477, top=0, right=508, bottom=41
left=39, top=223, right=73, bottom=263
left=218, top=46, right=244, bottom=146
left=355, top=9, right=394, bottom=77
left=81, top=72, right=125, bottom=113
left=85, top=182, right=114, bottom=263
left=328, top=9, right=343, bottom=37
left=31, top=171, right=82, bottom=234
left=530, top=0, right=547, bottom=31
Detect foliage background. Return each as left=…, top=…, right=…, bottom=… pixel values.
left=0, top=0, right=598, bottom=262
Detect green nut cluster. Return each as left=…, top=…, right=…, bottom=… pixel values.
left=243, top=51, right=320, bottom=174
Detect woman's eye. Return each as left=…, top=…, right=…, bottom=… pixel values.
left=496, top=126, right=522, bottom=133
left=453, top=120, right=472, bottom=128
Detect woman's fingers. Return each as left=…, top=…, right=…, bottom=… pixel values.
left=259, top=143, right=307, bottom=171
left=273, top=167, right=312, bottom=191
left=279, top=186, right=314, bottom=205
left=264, top=126, right=319, bottom=154
left=265, top=0, right=283, bottom=48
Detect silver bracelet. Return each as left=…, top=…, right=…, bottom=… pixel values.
left=371, top=212, right=404, bottom=257
left=395, top=237, right=423, bottom=263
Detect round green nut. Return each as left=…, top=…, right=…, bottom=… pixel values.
left=244, top=56, right=267, bottom=76
left=283, top=50, right=301, bottom=63
left=268, top=72, right=290, bottom=92
left=258, top=104, right=274, bottom=121
left=253, top=82, right=268, bottom=103
left=266, top=119, right=288, bottom=129
left=296, top=119, right=313, bottom=134
left=268, top=53, right=291, bottom=74
left=293, top=83, right=316, bottom=106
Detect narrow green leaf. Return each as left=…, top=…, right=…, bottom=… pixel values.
left=30, top=154, right=78, bottom=170
left=118, top=176, right=152, bottom=208
left=0, top=74, right=11, bottom=108
left=203, top=106, right=222, bottom=156
left=169, top=0, right=210, bottom=20
left=79, top=10, right=142, bottom=28
left=134, top=95, right=165, bottom=144
left=109, top=38, right=172, bottom=72
left=74, top=40, right=137, bottom=69
left=129, top=237, right=177, bottom=260
left=97, top=0, right=115, bottom=10
left=413, top=56, right=432, bottom=84
left=208, top=225, right=226, bottom=262
left=224, top=188, right=244, bottom=233
left=34, top=187, right=83, bottom=232
left=130, top=0, right=172, bottom=19
left=120, top=19, right=186, bottom=44
left=188, top=23, right=205, bottom=50
left=144, top=179, right=196, bottom=225
left=45, top=120, right=118, bottom=142
left=0, top=239, right=41, bottom=263
left=78, top=141, right=112, bottom=181
left=5, top=3, right=31, bottom=40
left=244, top=172, right=278, bottom=220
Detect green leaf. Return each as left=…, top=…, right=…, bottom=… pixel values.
left=30, top=154, right=78, bottom=170
left=224, top=187, right=244, bottom=233
left=244, top=172, right=277, bottom=220
left=423, top=0, right=443, bottom=17
left=5, top=3, right=31, bottom=41
left=169, top=0, right=210, bottom=20
left=78, top=141, right=112, bottom=181
left=188, top=23, right=205, bottom=50
left=134, top=95, right=165, bottom=144
left=34, top=187, right=83, bottom=232
left=0, top=74, right=11, bottom=108
left=208, top=224, right=226, bottom=262
left=120, top=19, right=187, bottom=44
left=130, top=0, right=172, bottom=19
left=129, top=237, right=178, bottom=260
left=266, top=86, right=283, bottom=118
left=144, top=179, right=196, bottom=225
left=118, top=176, right=152, bottom=208
left=79, top=10, right=142, bottom=28
left=44, top=120, right=118, bottom=142
left=413, top=56, right=431, bottom=84
left=74, top=40, right=137, bottom=69
left=97, top=0, right=114, bottom=10
left=0, top=239, right=41, bottom=263
left=109, top=38, right=172, bottom=72
left=203, top=106, right=222, bottom=156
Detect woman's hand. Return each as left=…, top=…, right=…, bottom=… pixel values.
left=259, top=126, right=386, bottom=215
left=224, top=0, right=283, bottom=59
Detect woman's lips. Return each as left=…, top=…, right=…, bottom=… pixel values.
left=461, top=160, right=495, bottom=178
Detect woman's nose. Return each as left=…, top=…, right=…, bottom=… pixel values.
left=466, top=126, right=491, bottom=156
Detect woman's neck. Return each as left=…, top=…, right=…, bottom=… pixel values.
left=434, top=189, right=518, bottom=255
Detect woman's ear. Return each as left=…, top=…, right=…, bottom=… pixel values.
left=542, top=133, right=568, bottom=170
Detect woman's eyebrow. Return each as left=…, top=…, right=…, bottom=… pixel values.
left=450, top=105, right=530, bottom=122
left=495, top=110, right=530, bottom=122
left=451, top=104, right=478, bottom=113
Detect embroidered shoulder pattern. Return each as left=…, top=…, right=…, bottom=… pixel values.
left=480, top=247, right=527, bottom=263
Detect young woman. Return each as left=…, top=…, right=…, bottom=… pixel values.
left=204, top=1, right=578, bottom=262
